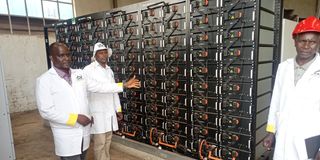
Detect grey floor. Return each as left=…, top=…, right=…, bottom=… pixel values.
left=11, top=110, right=140, bottom=160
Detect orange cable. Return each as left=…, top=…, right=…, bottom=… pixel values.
left=158, top=133, right=178, bottom=149
left=149, top=127, right=156, bottom=145
left=199, top=139, right=206, bottom=160
left=208, top=150, right=222, bottom=160
left=122, top=131, right=136, bottom=137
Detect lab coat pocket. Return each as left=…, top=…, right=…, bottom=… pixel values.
left=53, top=129, right=82, bottom=156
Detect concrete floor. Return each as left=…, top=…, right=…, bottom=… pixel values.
left=10, top=110, right=273, bottom=160
left=11, top=110, right=141, bottom=160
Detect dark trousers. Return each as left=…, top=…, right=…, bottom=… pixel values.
left=60, top=138, right=87, bottom=160
left=60, top=150, right=87, bottom=160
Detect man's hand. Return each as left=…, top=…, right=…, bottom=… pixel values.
left=77, top=114, right=92, bottom=126
left=124, top=75, right=141, bottom=89
left=116, top=112, right=123, bottom=121
left=315, top=151, right=320, bottom=160
left=263, top=133, right=275, bottom=150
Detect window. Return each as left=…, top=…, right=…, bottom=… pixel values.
left=43, top=0, right=59, bottom=19
left=0, top=0, right=8, bottom=14
left=8, top=0, right=26, bottom=16
left=59, top=0, right=72, bottom=3
left=26, top=0, right=43, bottom=18
left=1, top=0, right=73, bottom=20
left=0, top=0, right=74, bottom=34
left=59, top=3, right=73, bottom=19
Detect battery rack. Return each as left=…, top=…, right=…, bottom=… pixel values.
left=44, top=0, right=282, bottom=159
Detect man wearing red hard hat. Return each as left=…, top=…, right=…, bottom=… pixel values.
left=263, top=16, right=320, bottom=160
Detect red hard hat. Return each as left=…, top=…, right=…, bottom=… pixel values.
left=292, top=16, right=320, bottom=38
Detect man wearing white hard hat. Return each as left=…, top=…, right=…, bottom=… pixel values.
left=83, top=42, right=140, bottom=160
left=91, top=42, right=113, bottom=61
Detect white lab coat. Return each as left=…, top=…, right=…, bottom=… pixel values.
left=267, top=53, right=320, bottom=160
left=36, top=68, right=123, bottom=156
left=83, top=61, right=122, bottom=134
left=36, top=68, right=90, bottom=157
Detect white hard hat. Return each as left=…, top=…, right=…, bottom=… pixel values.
left=92, top=42, right=112, bottom=59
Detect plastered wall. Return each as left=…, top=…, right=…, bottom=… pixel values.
left=74, top=0, right=113, bottom=16
left=116, top=0, right=146, bottom=7
left=0, top=33, right=54, bottom=113
left=74, top=0, right=147, bottom=16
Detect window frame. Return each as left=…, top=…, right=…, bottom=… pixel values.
left=1, top=0, right=74, bottom=34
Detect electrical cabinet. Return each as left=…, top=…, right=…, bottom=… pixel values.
left=44, top=0, right=282, bottom=159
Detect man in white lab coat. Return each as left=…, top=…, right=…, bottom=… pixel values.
left=263, top=16, right=320, bottom=160
left=36, top=42, right=130, bottom=160
left=83, top=42, right=140, bottom=160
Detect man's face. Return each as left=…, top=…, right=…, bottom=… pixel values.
left=95, top=49, right=108, bottom=65
left=50, top=45, right=71, bottom=70
left=295, top=32, right=320, bottom=61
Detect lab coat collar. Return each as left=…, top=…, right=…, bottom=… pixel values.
left=294, top=54, right=317, bottom=71
left=48, top=67, right=59, bottom=75
left=298, top=53, right=320, bottom=81
left=306, top=53, right=320, bottom=72
left=309, top=53, right=320, bottom=75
